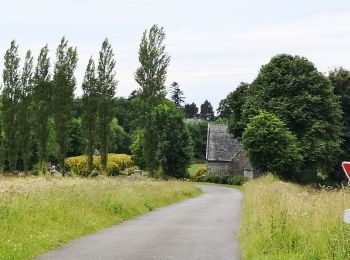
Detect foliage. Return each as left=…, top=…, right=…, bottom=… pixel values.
left=2, top=40, right=21, bottom=172
left=191, top=166, right=207, bottom=181
left=240, top=174, right=350, bottom=259
left=237, top=54, right=342, bottom=180
left=242, top=111, right=303, bottom=179
left=81, top=57, right=99, bottom=173
left=111, top=97, right=138, bottom=133
left=65, top=153, right=133, bottom=176
left=67, top=117, right=84, bottom=157
left=329, top=67, right=350, bottom=181
left=109, top=117, right=131, bottom=154
left=187, top=163, right=206, bottom=177
left=196, top=174, right=247, bottom=186
left=130, top=129, right=146, bottom=169
left=32, top=45, right=51, bottom=170
left=184, top=102, right=199, bottom=118
left=0, top=177, right=201, bottom=259
left=150, top=102, right=193, bottom=178
left=170, top=81, right=185, bottom=107
left=200, top=100, right=214, bottom=120
left=134, top=24, right=170, bottom=174
left=187, top=121, right=208, bottom=160
left=97, top=38, right=117, bottom=170
left=52, top=37, right=78, bottom=173
left=225, top=82, right=249, bottom=137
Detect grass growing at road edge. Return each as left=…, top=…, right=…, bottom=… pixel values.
left=239, top=174, right=350, bottom=259
left=188, top=163, right=206, bottom=176
left=0, top=176, right=201, bottom=259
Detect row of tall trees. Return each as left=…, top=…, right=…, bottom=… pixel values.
left=0, top=25, right=194, bottom=178
left=1, top=37, right=117, bottom=174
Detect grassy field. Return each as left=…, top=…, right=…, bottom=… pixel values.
left=0, top=176, right=201, bottom=259
left=188, top=163, right=206, bottom=176
left=240, top=175, right=350, bottom=259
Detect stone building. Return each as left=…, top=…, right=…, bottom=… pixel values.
left=206, top=124, right=253, bottom=177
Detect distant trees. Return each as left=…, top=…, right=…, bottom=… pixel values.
left=97, top=38, right=117, bottom=171
left=135, top=24, right=170, bottom=174
left=52, top=37, right=78, bottom=173
left=200, top=100, right=214, bottom=120
left=170, top=82, right=185, bottom=107
left=184, top=102, right=198, bottom=118
left=187, top=121, right=207, bottom=160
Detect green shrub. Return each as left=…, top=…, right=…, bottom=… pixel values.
left=65, top=153, right=133, bottom=176
left=196, top=174, right=247, bottom=186
left=192, top=167, right=207, bottom=181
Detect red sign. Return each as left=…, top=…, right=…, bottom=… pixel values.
left=342, top=162, right=350, bottom=181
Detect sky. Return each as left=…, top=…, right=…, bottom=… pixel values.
left=1, top=0, right=350, bottom=110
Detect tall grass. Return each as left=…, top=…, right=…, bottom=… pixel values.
left=0, top=176, right=201, bottom=259
left=240, top=175, right=350, bottom=259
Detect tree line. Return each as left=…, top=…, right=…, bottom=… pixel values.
left=219, top=55, right=350, bottom=183
left=0, top=25, right=203, bottom=178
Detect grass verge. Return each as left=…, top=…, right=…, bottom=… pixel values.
left=239, top=174, right=350, bottom=259
left=188, top=163, right=206, bottom=176
left=0, top=176, right=201, bottom=259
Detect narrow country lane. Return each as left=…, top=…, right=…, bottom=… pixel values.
left=37, top=185, right=242, bottom=260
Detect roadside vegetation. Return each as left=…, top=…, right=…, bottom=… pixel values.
left=240, top=175, right=350, bottom=259
left=0, top=176, right=201, bottom=259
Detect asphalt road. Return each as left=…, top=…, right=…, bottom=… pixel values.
left=37, top=185, right=242, bottom=260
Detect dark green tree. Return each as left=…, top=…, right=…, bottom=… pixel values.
left=81, top=57, right=99, bottom=172
left=184, top=102, right=198, bottom=118
left=187, top=121, right=208, bottom=160
left=18, top=50, right=34, bottom=173
left=52, top=37, right=78, bottom=173
left=109, top=117, right=131, bottom=154
left=329, top=68, right=350, bottom=180
left=224, top=82, right=250, bottom=137
left=200, top=100, right=214, bottom=120
left=134, top=24, right=170, bottom=174
left=130, top=129, right=146, bottom=169
left=151, top=102, right=193, bottom=178
left=33, top=45, right=51, bottom=170
left=242, top=111, right=303, bottom=179
left=2, top=40, right=21, bottom=172
left=67, top=117, right=84, bottom=157
left=239, top=54, right=342, bottom=179
left=170, top=82, right=185, bottom=107
left=97, top=38, right=117, bottom=171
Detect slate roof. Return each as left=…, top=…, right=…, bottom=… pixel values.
left=206, top=124, right=242, bottom=162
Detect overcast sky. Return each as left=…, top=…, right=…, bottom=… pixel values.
left=1, top=0, right=350, bottom=110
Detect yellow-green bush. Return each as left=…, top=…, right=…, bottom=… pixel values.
left=65, top=154, right=133, bottom=176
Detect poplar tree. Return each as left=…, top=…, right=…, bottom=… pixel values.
left=32, top=45, right=51, bottom=170
left=2, top=40, right=21, bottom=172
left=18, top=50, right=34, bottom=173
left=82, top=57, right=98, bottom=173
left=97, top=38, right=117, bottom=171
left=135, top=24, right=170, bottom=173
left=52, top=37, right=78, bottom=173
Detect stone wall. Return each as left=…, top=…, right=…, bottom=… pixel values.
left=207, top=161, right=244, bottom=176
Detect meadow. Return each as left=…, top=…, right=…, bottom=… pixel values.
left=240, top=175, right=350, bottom=259
left=0, top=176, right=201, bottom=259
